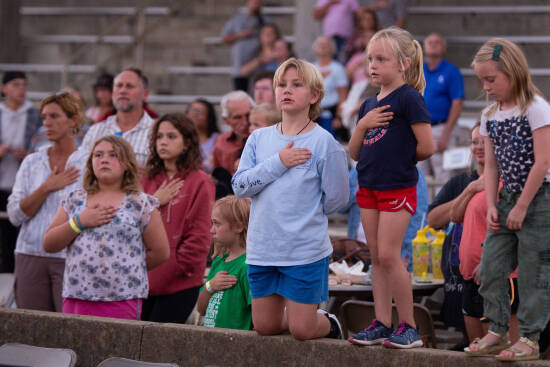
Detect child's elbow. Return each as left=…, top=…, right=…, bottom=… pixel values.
left=417, top=143, right=435, bottom=161
left=42, top=235, right=56, bottom=253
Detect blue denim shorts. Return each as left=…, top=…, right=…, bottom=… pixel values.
left=247, top=257, right=329, bottom=304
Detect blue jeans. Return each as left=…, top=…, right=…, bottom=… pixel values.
left=479, top=184, right=550, bottom=341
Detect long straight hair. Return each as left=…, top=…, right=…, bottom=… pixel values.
left=472, top=38, right=541, bottom=117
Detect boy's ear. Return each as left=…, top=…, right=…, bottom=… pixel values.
left=309, top=89, right=321, bottom=105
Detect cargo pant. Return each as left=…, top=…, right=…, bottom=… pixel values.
left=479, top=184, right=550, bottom=341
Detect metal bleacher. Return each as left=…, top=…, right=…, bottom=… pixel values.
left=9, top=1, right=550, bottom=113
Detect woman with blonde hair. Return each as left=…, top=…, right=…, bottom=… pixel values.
left=8, top=92, right=88, bottom=311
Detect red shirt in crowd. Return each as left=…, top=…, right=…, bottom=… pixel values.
left=141, top=169, right=215, bottom=295
left=212, top=131, right=246, bottom=175
left=460, top=182, right=516, bottom=280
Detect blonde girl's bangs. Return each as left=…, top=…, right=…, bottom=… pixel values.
left=472, top=38, right=541, bottom=115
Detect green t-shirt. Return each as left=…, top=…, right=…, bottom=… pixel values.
left=202, top=253, right=252, bottom=330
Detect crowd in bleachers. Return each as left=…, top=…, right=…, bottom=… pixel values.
left=1, top=0, right=550, bottom=362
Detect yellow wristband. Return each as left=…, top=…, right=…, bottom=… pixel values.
left=205, top=280, right=214, bottom=293
left=69, top=217, right=81, bottom=234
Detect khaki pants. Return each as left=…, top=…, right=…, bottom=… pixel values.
left=15, top=253, right=65, bottom=312
left=479, top=185, right=550, bottom=341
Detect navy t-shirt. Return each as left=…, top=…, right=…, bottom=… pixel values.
left=356, top=84, right=431, bottom=190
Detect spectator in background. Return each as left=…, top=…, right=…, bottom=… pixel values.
left=427, top=123, right=485, bottom=348
left=249, top=103, right=280, bottom=134
left=313, top=0, right=360, bottom=58
left=419, top=33, right=465, bottom=187
left=7, top=92, right=87, bottom=311
left=359, top=0, right=407, bottom=28
left=313, top=36, right=349, bottom=140
left=340, top=28, right=377, bottom=135
left=252, top=71, right=275, bottom=104
left=213, top=91, right=255, bottom=175
left=0, top=71, right=42, bottom=273
left=186, top=99, right=220, bottom=173
left=272, top=39, right=293, bottom=67
left=85, top=73, right=116, bottom=124
left=221, top=0, right=272, bottom=92
left=454, top=130, right=520, bottom=345
left=239, top=23, right=281, bottom=79
left=30, top=87, right=91, bottom=151
left=82, top=68, right=154, bottom=168
left=342, top=7, right=379, bottom=62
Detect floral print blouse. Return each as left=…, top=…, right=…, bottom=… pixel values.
left=61, top=188, right=158, bottom=301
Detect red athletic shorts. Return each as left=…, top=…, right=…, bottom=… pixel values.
left=356, top=186, right=417, bottom=215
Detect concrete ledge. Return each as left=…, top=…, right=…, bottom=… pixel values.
left=0, top=308, right=146, bottom=367
left=1, top=308, right=549, bottom=367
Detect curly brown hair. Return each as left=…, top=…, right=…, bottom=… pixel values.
left=82, top=135, right=141, bottom=195
left=146, top=113, right=202, bottom=179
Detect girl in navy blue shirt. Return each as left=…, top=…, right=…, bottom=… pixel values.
left=347, top=27, right=434, bottom=349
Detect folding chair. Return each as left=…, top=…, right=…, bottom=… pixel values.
left=340, top=300, right=437, bottom=347
left=413, top=303, right=437, bottom=348
left=0, top=343, right=77, bottom=367
left=0, top=273, right=15, bottom=307
left=97, top=357, right=179, bottom=367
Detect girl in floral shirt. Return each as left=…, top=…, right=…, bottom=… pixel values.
left=43, top=135, right=169, bottom=320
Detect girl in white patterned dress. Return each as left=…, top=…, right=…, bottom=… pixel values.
left=43, top=135, right=169, bottom=320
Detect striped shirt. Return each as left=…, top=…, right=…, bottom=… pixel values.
left=81, top=112, right=154, bottom=166
left=7, top=147, right=89, bottom=258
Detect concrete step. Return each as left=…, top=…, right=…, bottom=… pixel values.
left=408, top=12, right=550, bottom=36
left=410, top=0, right=550, bottom=5
left=441, top=41, right=550, bottom=69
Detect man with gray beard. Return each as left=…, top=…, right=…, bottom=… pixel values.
left=82, top=68, right=154, bottom=167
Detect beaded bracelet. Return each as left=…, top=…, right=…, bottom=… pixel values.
left=69, top=217, right=82, bottom=234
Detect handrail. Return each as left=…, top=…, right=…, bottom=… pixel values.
left=20, top=6, right=169, bottom=16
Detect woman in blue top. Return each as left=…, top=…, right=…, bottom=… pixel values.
left=232, top=58, right=349, bottom=340
left=347, top=27, right=435, bottom=349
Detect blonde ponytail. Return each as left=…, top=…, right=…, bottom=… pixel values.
left=408, top=39, right=426, bottom=95
left=368, top=27, right=426, bottom=94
